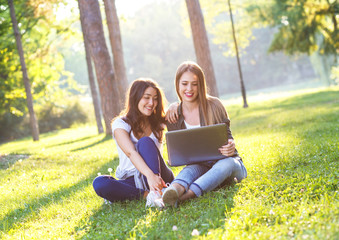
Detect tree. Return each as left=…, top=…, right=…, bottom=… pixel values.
left=247, top=0, right=338, bottom=55
left=78, top=0, right=120, bottom=134
left=1, top=0, right=81, bottom=141
left=228, top=0, right=248, bottom=108
left=8, top=0, right=39, bottom=141
left=78, top=0, right=104, bottom=134
left=103, top=0, right=128, bottom=109
left=117, top=1, right=196, bottom=102
left=246, top=0, right=338, bottom=84
left=185, top=0, right=219, bottom=97
left=200, top=0, right=256, bottom=57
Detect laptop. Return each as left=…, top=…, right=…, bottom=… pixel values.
left=165, top=123, right=228, bottom=166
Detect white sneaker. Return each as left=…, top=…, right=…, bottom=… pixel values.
left=162, top=185, right=179, bottom=207
left=145, top=190, right=165, bottom=209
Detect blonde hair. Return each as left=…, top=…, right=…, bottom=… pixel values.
left=175, top=61, right=228, bottom=125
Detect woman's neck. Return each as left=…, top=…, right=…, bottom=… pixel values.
left=139, top=117, right=152, bottom=138
left=182, top=101, right=200, bottom=125
left=141, top=117, right=150, bottom=128
left=182, top=101, right=199, bottom=112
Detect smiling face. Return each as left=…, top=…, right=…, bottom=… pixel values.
left=178, top=71, right=199, bottom=103
left=138, top=86, right=158, bottom=116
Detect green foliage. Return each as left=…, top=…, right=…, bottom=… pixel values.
left=120, top=1, right=196, bottom=102
left=246, top=0, right=338, bottom=56
left=0, top=87, right=338, bottom=239
left=179, top=0, right=319, bottom=94
left=0, top=111, right=30, bottom=142
left=0, top=98, right=88, bottom=142
left=36, top=98, right=88, bottom=134
left=200, top=0, right=258, bottom=57
left=0, top=0, right=84, bottom=140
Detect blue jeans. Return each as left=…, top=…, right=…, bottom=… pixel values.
left=172, top=157, right=247, bottom=197
left=93, top=137, right=174, bottom=202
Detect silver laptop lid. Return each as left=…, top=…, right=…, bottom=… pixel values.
left=165, top=123, right=228, bottom=166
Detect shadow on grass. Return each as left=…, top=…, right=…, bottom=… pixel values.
left=0, top=158, right=118, bottom=234
left=0, top=154, right=29, bottom=170
left=70, top=135, right=112, bottom=152
left=44, top=135, right=99, bottom=149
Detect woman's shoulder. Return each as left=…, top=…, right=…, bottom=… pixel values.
left=111, top=117, right=131, bottom=132
left=207, top=95, right=225, bottom=109
left=207, top=95, right=230, bottom=124
left=112, top=116, right=127, bottom=125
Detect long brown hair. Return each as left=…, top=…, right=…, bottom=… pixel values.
left=175, top=61, right=226, bottom=125
left=113, top=78, right=166, bottom=142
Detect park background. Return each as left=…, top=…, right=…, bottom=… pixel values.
left=0, top=0, right=338, bottom=239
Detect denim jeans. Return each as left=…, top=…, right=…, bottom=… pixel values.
left=93, top=137, right=174, bottom=202
left=172, top=157, right=247, bottom=197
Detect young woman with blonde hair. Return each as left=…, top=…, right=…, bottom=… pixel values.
left=163, top=61, right=247, bottom=206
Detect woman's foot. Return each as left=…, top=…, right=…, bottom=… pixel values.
left=162, top=183, right=185, bottom=207
left=179, top=189, right=196, bottom=202
left=145, top=190, right=165, bottom=209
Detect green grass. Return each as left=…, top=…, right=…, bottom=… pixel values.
left=0, top=87, right=338, bottom=239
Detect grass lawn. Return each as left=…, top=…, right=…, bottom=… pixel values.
left=0, top=86, right=338, bottom=239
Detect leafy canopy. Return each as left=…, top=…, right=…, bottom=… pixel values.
left=246, top=0, right=338, bottom=55
left=0, top=0, right=80, bottom=140
left=0, top=0, right=79, bottom=116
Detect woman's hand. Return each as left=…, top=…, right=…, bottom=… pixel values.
left=219, top=139, right=235, bottom=157
left=165, top=102, right=179, bottom=124
left=146, top=173, right=166, bottom=192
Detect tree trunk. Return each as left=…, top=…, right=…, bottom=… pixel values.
left=103, top=0, right=128, bottom=110
left=8, top=0, right=39, bottom=141
left=185, top=0, right=218, bottom=97
left=78, top=0, right=120, bottom=134
left=228, top=0, right=248, bottom=108
left=78, top=0, right=104, bottom=134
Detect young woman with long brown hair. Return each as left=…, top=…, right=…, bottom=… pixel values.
left=93, top=78, right=174, bottom=208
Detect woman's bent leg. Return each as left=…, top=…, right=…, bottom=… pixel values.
left=159, top=155, right=175, bottom=184
left=163, top=164, right=209, bottom=205
left=93, top=175, right=144, bottom=202
left=190, top=157, right=247, bottom=197
left=220, top=158, right=247, bottom=186
left=137, top=137, right=174, bottom=184
left=171, top=164, right=209, bottom=191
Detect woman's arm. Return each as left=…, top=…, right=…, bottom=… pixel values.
left=210, top=96, right=234, bottom=139
left=219, top=139, right=236, bottom=157
left=209, top=97, right=236, bottom=156
left=165, top=102, right=179, bottom=124
left=114, top=128, right=165, bottom=192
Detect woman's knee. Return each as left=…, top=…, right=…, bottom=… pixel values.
left=178, top=164, right=208, bottom=178
left=93, top=175, right=111, bottom=196
left=137, top=137, right=154, bottom=150
left=236, top=162, right=247, bottom=182
left=214, top=157, right=236, bottom=170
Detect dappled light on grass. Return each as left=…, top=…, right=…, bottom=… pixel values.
left=2, top=186, right=102, bottom=240
left=0, top=87, right=338, bottom=239
left=209, top=88, right=339, bottom=239
left=0, top=125, right=117, bottom=239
